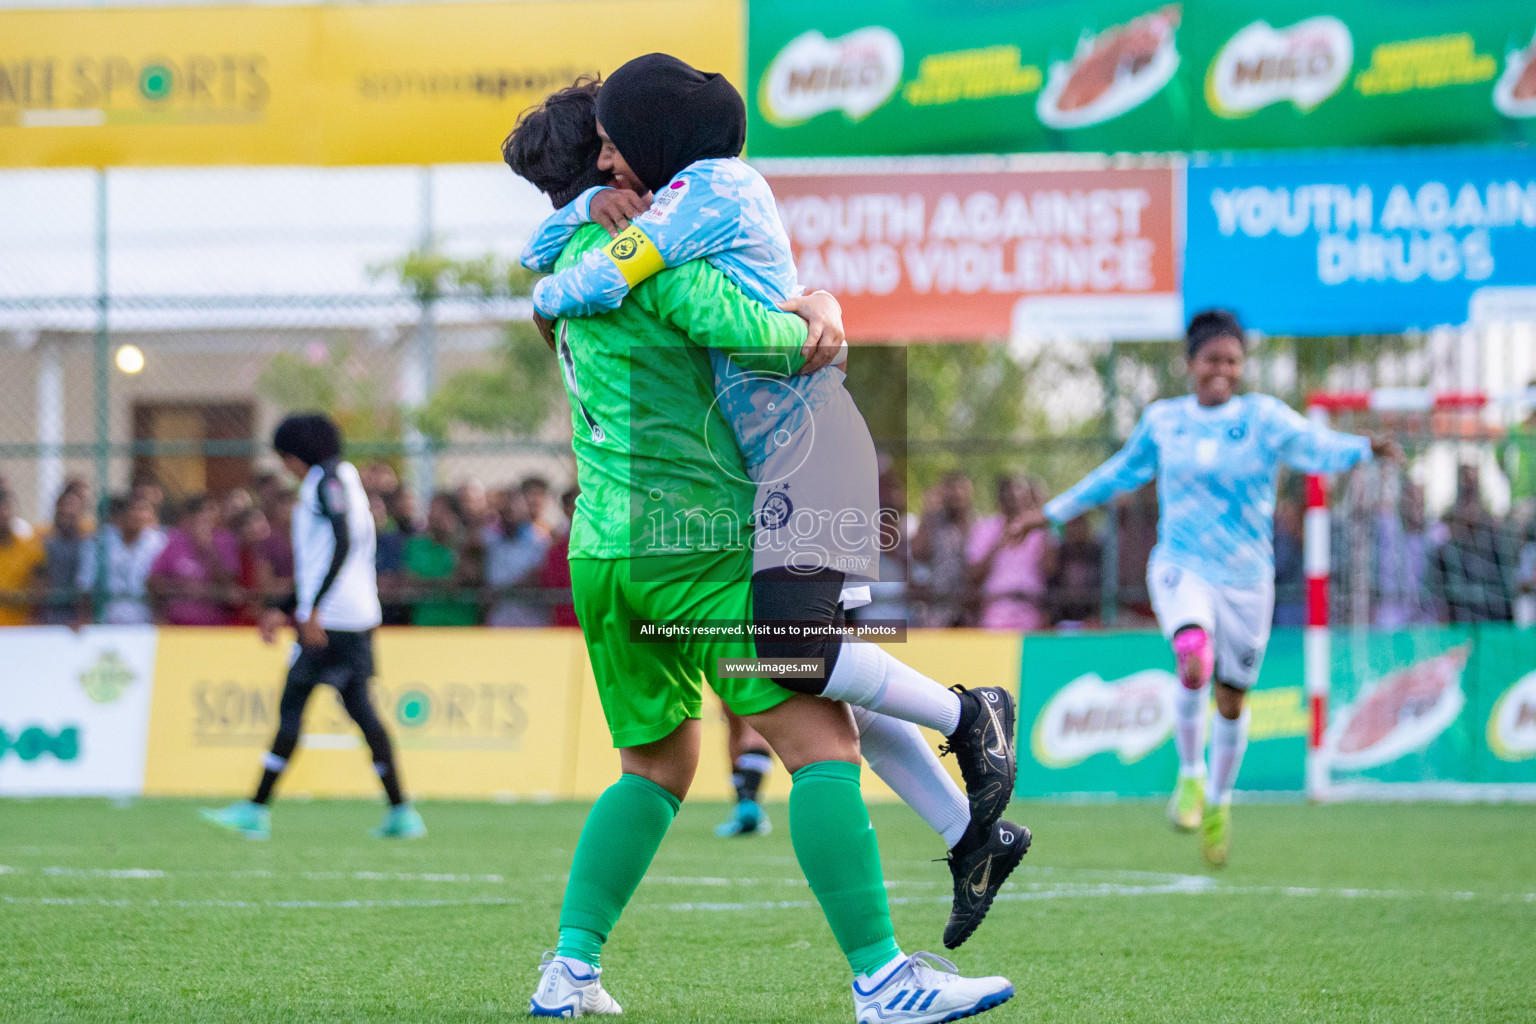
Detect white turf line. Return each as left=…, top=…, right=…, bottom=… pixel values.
left=3, top=863, right=1534, bottom=911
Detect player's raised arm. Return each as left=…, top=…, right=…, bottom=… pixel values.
left=520, top=187, right=608, bottom=273
left=1043, top=409, right=1159, bottom=525
left=1261, top=395, right=1375, bottom=474
left=531, top=162, right=744, bottom=319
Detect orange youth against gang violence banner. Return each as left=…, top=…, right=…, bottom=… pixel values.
left=764, top=162, right=1182, bottom=342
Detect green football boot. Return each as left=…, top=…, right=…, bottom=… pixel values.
left=1167, top=775, right=1205, bottom=832
left=1201, top=802, right=1231, bottom=868
left=199, top=800, right=270, bottom=841
left=371, top=803, right=427, bottom=840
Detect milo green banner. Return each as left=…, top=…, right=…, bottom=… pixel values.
left=1322, top=625, right=1536, bottom=798
left=1018, top=631, right=1308, bottom=799
left=747, top=0, right=1536, bottom=157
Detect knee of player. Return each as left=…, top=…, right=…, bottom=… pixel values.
left=1212, top=681, right=1247, bottom=717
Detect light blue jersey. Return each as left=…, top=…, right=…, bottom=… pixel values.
left=521, top=157, right=841, bottom=469
left=1043, top=393, right=1372, bottom=587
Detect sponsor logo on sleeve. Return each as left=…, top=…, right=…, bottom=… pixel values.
left=759, top=27, right=903, bottom=127
left=1206, top=17, right=1353, bottom=118
left=642, top=177, right=689, bottom=225
left=1323, top=645, right=1468, bottom=770
left=1488, top=668, right=1536, bottom=761
left=1031, top=669, right=1178, bottom=768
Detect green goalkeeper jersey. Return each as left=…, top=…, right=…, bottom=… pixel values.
left=553, top=223, right=808, bottom=562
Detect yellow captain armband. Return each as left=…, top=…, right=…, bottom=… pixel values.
left=601, top=225, right=666, bottom=287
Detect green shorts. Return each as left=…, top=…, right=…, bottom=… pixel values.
left=571, top=549, right=793, bottom=748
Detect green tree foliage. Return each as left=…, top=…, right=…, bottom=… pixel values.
left=413, top=321, right=562, bottom=441
left=255, top=341, right=403, bottom=454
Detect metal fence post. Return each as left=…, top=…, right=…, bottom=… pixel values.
left=403, top=165, right=437, bottom=515
left=91, top=168, right=111, bottom=617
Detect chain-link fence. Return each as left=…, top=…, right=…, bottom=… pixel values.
left=3, top=166, right=1535, bottom=628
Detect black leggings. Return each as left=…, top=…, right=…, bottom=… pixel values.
left=751, top=567, right=846, bottom=695
left=271, top=631, right=394, bottom=769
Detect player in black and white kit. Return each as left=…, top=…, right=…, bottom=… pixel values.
left=200, top=413, right=425, bottom=841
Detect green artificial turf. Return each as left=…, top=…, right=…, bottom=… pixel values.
left=1, top=797, right=1533, bottom=1022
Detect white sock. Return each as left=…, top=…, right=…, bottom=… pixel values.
left=554, top=955, right=599, bottom=977
left=854, top=950, right=908, bottom=989
left=852, top=705, right=971, bottom=849
left=1205, top=709, right=1250, bottom=805
left=824, top=641, right=963, bottom=735
left=1173, top=682, right=1211, bottom=778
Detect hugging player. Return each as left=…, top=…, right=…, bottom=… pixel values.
left=520, top=55, right=1030, bottom=950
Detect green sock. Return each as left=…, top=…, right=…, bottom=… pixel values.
left=788, top=760, right=902, bottom=976
left=555, top=773, right=680, bottom=967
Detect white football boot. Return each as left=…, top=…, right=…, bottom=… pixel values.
left=853, top=952, right=1013, bottom=1024
left=528, top=952, right=622, bottom=1017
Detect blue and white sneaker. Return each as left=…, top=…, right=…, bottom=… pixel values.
left=853, top=952, right=1013, bottom=1024
left=714, top=799, right=771, bottom=837
left=370, top=804, right=427, bottom=840
left=529, top=952, right=622, bottom=1017
left=198, top=801, right=270, bottom=840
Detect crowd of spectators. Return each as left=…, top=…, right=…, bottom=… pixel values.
left=0, top=464, right=578, bottom=629
left=897, top=468, right=1115, bottom=630
left=896, top=461, right=1536, bottom=631
left=4, top=453, right=1536, bottom=631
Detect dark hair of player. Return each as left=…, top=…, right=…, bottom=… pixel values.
left=272, top=413, right=342, bottom=468
left=1186, top=308, right=1246, bottom=360
left=503, top=76, right=608, bottom=207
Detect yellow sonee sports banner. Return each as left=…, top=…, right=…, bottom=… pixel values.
left=0, top=0, right=741, bottom=167
left=140, top=627, right=1019, bottom=802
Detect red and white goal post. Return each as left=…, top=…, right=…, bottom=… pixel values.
left=1302, top=387, right=1536, bottom=802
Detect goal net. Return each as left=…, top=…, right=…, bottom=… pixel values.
left=1303, top=390, right=1536, bottom=801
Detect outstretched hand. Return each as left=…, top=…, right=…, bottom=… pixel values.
left=778, top=291, right=846, bottom=375
left=589, top=188, right=652, bottom=237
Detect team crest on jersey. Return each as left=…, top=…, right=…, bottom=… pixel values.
left=1227, top=423, right=1249, bottom=441
left=759, top=490, right=794, bottom=530
left=645, top=178, right=689, bottom=225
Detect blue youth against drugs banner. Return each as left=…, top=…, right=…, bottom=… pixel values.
left=1185, top=149, right=1536, bottom=336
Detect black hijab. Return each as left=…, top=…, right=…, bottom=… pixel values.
left=595, top=53, right=746, bottom=194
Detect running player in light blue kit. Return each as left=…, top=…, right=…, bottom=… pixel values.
left=1032, top=310, right=1400, bottom=866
